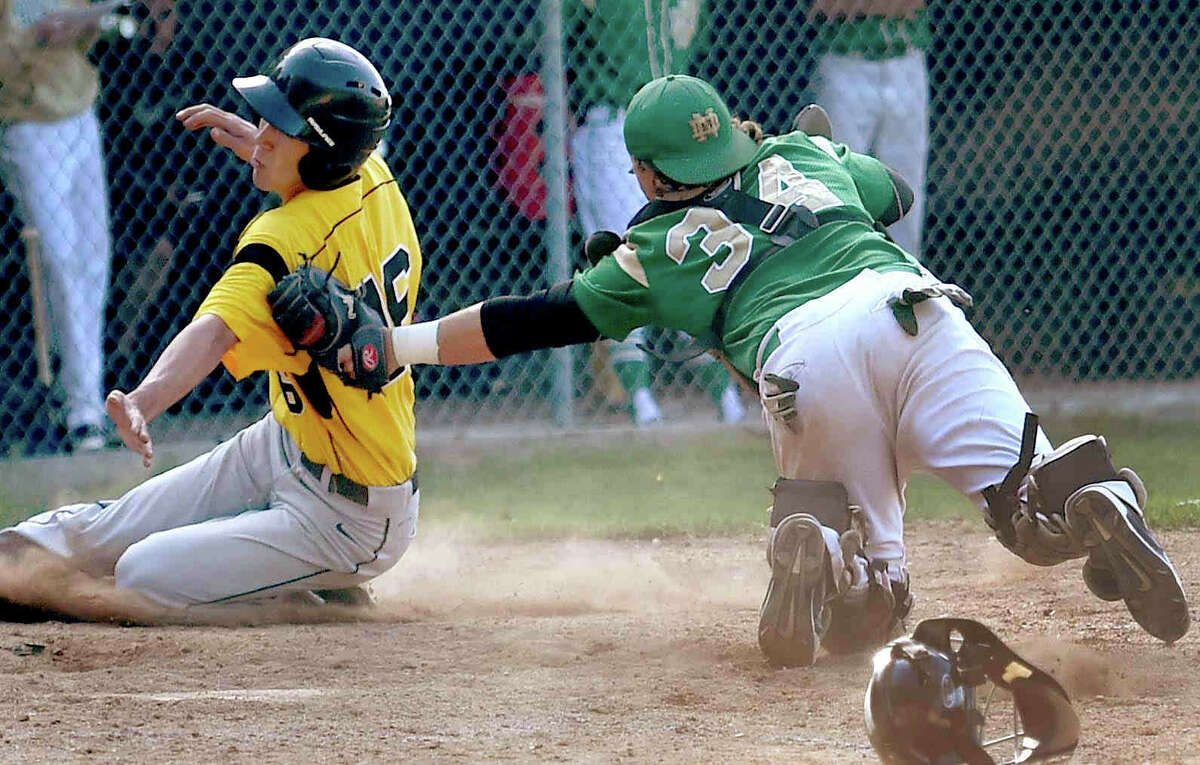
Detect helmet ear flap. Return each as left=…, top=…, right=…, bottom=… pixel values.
left=298, top=150, right=357, bottom=191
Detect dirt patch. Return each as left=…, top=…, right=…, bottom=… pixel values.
left=1, top=522, right=1197, bottom=763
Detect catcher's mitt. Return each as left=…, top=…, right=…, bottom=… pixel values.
left=583, top=230, right=622, bottom=266
left=267, top=263, right=389, bottom=394
left=792, top=103, right=832, bottom=139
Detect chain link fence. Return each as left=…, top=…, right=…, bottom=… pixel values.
left=0, top=1, right=1197, bottom=456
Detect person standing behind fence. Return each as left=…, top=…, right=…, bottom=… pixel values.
left=0, top=0, right=117, bottom=451
left=565, top=0, right=745, bottom=426
left=808, top=0, right=931, bottom=256
left=0, top=38, right=423, bottom=618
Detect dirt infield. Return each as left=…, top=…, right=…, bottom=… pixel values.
left=1, top=521, right=1197, bottom=763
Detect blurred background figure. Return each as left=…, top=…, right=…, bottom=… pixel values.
left=807, top=0, right=930, bottom=256
left=565, top=0, right=745, bottom=426
left=0, top=2, right=1192, bottom=454
left=0, top=0, right=121, bottom=450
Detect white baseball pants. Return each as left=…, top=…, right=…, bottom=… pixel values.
left=570, top=105, right=647, bottom=237
left=0, top=110, right=111, bottom=430
left=571, top=105, right=658, bottom=381
left=756, top=269, right=1051, bottom=565
left=4, top=415, right=419, bottom=608
left=812, top=50, right=929, bottom=256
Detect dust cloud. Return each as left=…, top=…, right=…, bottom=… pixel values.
left=0, top=527, right=767, bottom=626
left=369, top=525, right=765, bottom=620
left=1014, top=636, right=1173, bottom=699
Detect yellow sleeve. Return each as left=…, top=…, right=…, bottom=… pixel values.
left=194, top=263, right=309, bottom=380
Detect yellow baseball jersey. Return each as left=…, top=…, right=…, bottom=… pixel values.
left=196, top=154, right=422, bottom=486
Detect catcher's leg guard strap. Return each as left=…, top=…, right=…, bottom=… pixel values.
left=769, top=478, right=850, bottom=531
left=984, top=414, right=1126, bottom=566
left=984, top=412, right=1041, bottom=539
left=981, top=412, right=1040, bottom=546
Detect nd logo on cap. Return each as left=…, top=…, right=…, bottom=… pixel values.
left=689, top=108, right=721, bottom=142
left=623, top=75, right=759, bottom=186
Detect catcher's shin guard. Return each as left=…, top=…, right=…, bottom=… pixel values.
left=986, top=416, right=1189, bottom=642
left=822, top=557, right=911, bottom=655
left=1067, top=479, right=1190, bottom=643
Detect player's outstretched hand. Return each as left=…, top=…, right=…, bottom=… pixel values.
left=176, top=104, right=256, bottom=163
left=106, top=390, right=154, bottom=468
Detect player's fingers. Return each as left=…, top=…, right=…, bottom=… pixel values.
left=105, top=389, right=130, bottom=427
left=336, top=345, right=354, bottom=376
left=210, top=128, right=256, bottom=163
left=175, top=103, right=216, bottom=125
left=210, top=127, right=240, bottom=148
left=176, top=102, right=220, bottom=117
left=106, top=390, right=153, bottom=465
left=178, top=105, right=251, bottom=134
left=179, top=112, right=225, bottom=133
left=130, top=411, right=150, bottom=444
left=116, top=429, right=142, bottom=457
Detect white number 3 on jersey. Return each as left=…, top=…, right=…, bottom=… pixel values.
left=664, top=157, right=840, bottom=293
left=665, top=208, right=754, bottom=294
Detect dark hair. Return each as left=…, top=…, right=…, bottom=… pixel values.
left=645, top=162, right=698, bottom=192
left=733, top=117, right=765, bottom=144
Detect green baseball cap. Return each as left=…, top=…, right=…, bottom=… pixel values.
left=624, top=75, right=759, bottom=185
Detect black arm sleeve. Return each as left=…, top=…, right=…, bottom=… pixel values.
left=478, top=280, right=602, bottom=358
left=877, top=166, right=915, bottom=227
left=232, top=242, right=289, bottom=283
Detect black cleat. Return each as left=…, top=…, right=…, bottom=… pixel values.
left=758, top=513, right=831, bottom=667
left=1069, top=481, right=1190, bottom=643
left=312, top=585, right=376, bottom=608
left=1081, top=549, right=1122, bottom=602
left=0, top=596, right=80, bottom=624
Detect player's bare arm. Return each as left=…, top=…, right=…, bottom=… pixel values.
left=176, top=104, right=257, bottom=164
left=386, top=284, right=602, bottom=370
left=385, top=304, right=491, bottom=368
left=436, top=306, right=495, bottom=364
left=106, top=314, right=237, bottom=467
left=143, top=0, right=176, bottom=54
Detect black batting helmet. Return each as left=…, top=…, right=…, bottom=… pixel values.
left=865, top=618, right=1079, bottom=765
left=233, top=37, right=391, bottom=190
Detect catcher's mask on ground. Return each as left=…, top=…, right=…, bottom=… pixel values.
left=865, top=618, right=1079, bottom=765
left=233, top=37, right=392, bottom=190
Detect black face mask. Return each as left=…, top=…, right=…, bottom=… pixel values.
left=866, top=618, right=1080, bottom=765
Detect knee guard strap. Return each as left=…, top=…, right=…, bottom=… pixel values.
left=981, top=413, right=1041, bottom=549
left=983, top=414, right=1126, bottom=566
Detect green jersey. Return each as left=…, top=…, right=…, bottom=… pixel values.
left=572, top=131, right=921, bottom=378
left=565, top=0, right=708, bottom=109
left=814, top=9, right=933, bottom=61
